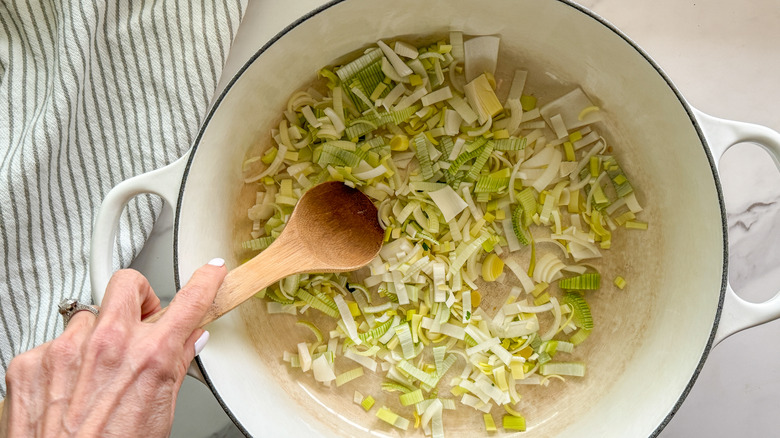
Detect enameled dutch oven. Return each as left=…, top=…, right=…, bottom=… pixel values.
left=91, top=0, right=780, bottom=436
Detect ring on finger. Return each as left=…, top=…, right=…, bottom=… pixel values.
left=58, top=298, right=99, bottom=327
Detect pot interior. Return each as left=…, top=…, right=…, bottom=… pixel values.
left=175, top=0, right=726, bottom=436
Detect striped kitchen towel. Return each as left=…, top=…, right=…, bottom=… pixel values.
left=0, top=0, right=246, bottom=397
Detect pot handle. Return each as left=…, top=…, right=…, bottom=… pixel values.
left=90, top=151, right=190, bottom=305
left=693, top=108, right=780, bottom=345
left=89, top=151, right=207, bottom=383
left=89, top=151, right=206, bottom=384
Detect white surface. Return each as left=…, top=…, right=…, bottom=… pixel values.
left=129, top=0, right=780, bottom=436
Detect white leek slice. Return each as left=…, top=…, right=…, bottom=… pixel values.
left=462, top=290, right=472, bottom=323
left=447, top=94, right=479, bottom=125
left=377, top=40, right=413, bottom=77
left=444, top=109, right=463, bottom=136
left=420, top=399, right=443, bottom=431
left=539, top=88, right=603, bottom=130
left=301, top=105, right=321, bottom=127
left=504, top=258, right=535, bottom=293
left=493, top=319, right=540, bottom=338
left=549, top=114, right=568, bottom=140
left=522, top=144, right=556, bottom=168
left=421, top=86, right=453, bottom=107
left=245, top=144, right=288, bottom=183
left=505, top=69, right=528, bottom=104
left=465, top=337, right=500, bottom=356
left=391, top=270, right=410, bottom=305
left=382, top=82, right=407, bottom=110
left=461, top=393, right=492, bottom=413
left=448, top=137, right=467, bottom=161
left=506, top=98, right=524, bottom=136
left=312, top=354, right=336, bottom=383
left=394, top=323, right=416, bottom=359
left=428, top=185, right=468, bottom=222
left=426, top=322, right=465, bottom=340
left=378, top=316, right=400, bottom=344
left=394, top=86, right=428, bottom=112
left=381, top=56, right=406, bottom=84
left=353, top=164, right=387, bottom=180
left=298, top=342, right=312, bottom=372
left=324, top=107, right=346, bottom=136
left=450, top=31, right=464, bottom=61
left=531, top=147, right=563, bottom=192
left=334, top=295, right=361, bottom=345
left=504, top=301, right=554, bottom=315
left=489, top=343, right=514, bottom=366
left=461, top=186, right=483, bottom=221
left=432, top=262, right=447, bottom=302
left=479, top=380, right=510, bottom=405
left=540, top=297, right=562, bottom=341
left=463, top=35, right=500, bottom=82
left=394, top=40, right=419, bottom=59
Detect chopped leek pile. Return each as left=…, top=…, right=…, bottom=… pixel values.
left=241, top=32, right=646, bottom=436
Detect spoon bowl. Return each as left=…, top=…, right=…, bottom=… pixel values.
left=280, top=181, right=385, bottom=270
left=147, top=181, right=383, bottom=327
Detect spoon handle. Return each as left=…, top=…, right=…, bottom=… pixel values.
left=144, top=235, right=306, bottom=327
left=199, top=237, right=305, bottom=326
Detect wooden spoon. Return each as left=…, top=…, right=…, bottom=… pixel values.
left=146, top=181, right=384, bottom=327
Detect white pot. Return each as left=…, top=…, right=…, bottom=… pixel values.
left=91, top=0, right=780, bottom=436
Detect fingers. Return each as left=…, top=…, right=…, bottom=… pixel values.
left=99, top=269, right=158, bottom=322
left=161, top=259, right=226, bottom=342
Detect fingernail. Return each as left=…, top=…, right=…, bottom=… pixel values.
left=194, top=330, right=210, bottom=355
left=207, top=258, right=225, bottom=267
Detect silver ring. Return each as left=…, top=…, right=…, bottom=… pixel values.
left=58, top=298, right=99, bottom=327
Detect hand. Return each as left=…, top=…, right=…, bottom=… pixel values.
left=0, top=259, right=227, bottom=437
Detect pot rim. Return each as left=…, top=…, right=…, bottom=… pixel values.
left=173, top=0, right=729, bottom=435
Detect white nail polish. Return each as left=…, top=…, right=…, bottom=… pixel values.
left=207, top=258, right=225, bottom=267
left=194, top=330, right=210, bottom=355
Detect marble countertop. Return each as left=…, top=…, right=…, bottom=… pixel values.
left=133, top=0, right=780, bottom=436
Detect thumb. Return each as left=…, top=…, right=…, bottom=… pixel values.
left=160, top=258, right=227, bottom=342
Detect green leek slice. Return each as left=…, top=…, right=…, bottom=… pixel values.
left=361, top=395, right=376, bottom=411
left=558, top=273, right=601, bottom=290
left=376, top=406, right=410, bottom=430
left=412, top=133, right=435, bottom=180
left=502, top=414, right=526, bottom=431
left=562, top=292, right=593, bottom=330
left=511, top=205, right=531, bottom=246
left=399, top=389, right=424, bottom=406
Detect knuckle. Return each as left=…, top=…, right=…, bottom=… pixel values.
left=111, top=268, right=147, bottom=285
left=108, top=269, right=151, bottom=296
left=135, top=338, right=184, bottom=382
left=5, top=347, right=45, bottom=391
left=86, top=323, right=130, bottom=366
left=46, top=334, right=82, bottom=367
left=6, top=352, right=35, bottom=381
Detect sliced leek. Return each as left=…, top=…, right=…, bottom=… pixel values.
left=243, top=33, right=648, bottom=436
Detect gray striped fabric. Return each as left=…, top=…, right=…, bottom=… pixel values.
left=0, top=0, right=246, bottom=397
